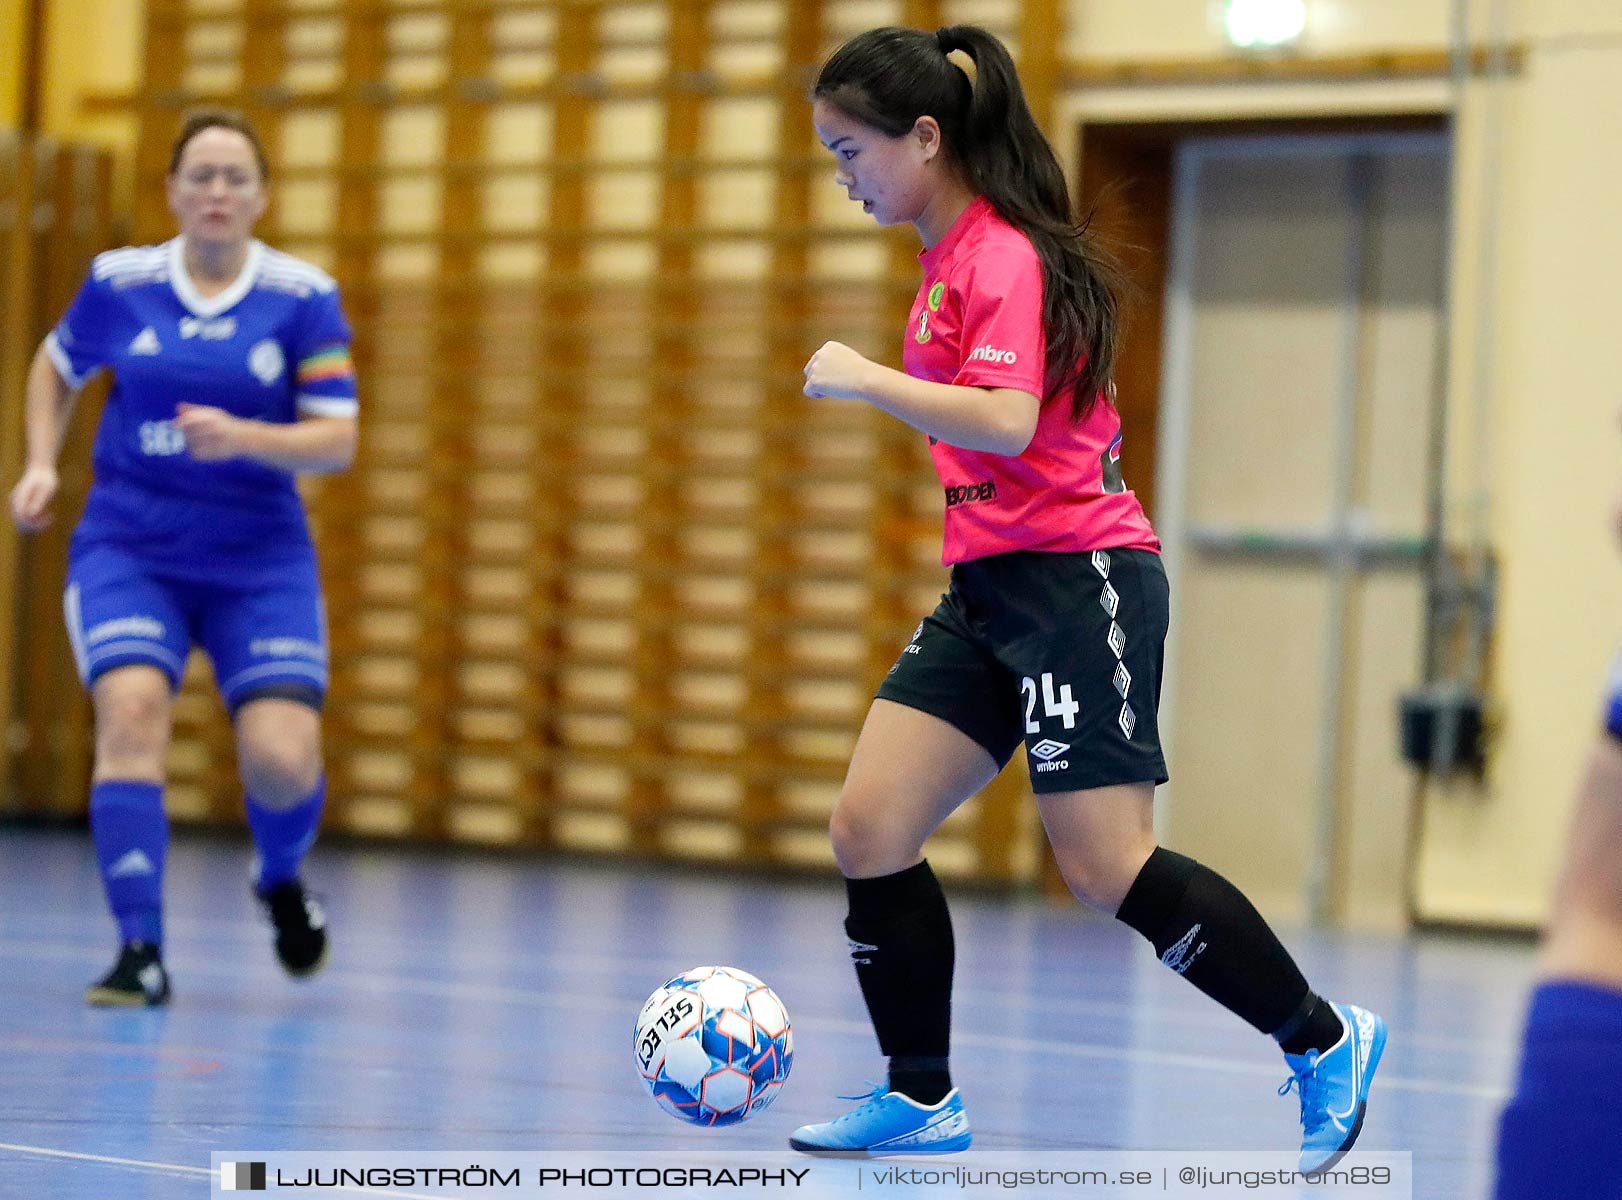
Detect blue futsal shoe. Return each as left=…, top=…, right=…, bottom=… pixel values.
left=790, top=1085, right=971, bottom=1155
left=1279, top=1001, right=1387, bottom=1173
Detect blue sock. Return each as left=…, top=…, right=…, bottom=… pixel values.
left=1495, top=979, right=1622, bottom=1200
left=90, top=780, right=168, bottom=947
left=246, top=776, right=325, bottom=892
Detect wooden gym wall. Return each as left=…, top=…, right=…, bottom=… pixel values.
left=0, top=133, right=119, bottom=823
left=10, top=0, right=1067, bottom=885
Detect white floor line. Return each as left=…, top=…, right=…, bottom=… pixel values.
left=0, top=1141, right=450, bottom=1199
left=0, top=926, right=1529, bottom=1053
left=1, top=944, right=1510, bottom=1104
left=0, top=1141, right=211, bottom=1178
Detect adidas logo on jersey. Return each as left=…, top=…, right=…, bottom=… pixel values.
left=128, top=328, right=161, bottom=356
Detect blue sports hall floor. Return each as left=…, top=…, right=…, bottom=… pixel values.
left=0, top=825, right=1529, bottom=1199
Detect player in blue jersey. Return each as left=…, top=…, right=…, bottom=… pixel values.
left=8, top=109, right=358, bottom=1006
left=1494, top=510, right=1622, bottom=1195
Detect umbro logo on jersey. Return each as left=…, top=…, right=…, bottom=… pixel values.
left=107, top=849, right=155, bottom=879
left=128, top=327, right=161, bottom=356
left=967, top=343, right=1018, bottom=365
left=1118, top=703, right=1136, bottom=740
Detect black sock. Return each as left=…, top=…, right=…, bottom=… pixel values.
left=1273, top=991, right=1347, bottom=1058
left=845, top=861, right=954, bottom=1104
left=1116, top=847, right=1342, bottom=1054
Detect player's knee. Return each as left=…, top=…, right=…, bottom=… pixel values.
left=93, top=687, right=170, bottom=774
left=830, top=789, right=917, bottom=877
left=239, top=736, right=322, bottom=808
left=1054, top=842, right=1154, bottom=914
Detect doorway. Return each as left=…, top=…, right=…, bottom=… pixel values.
left=1079, top=122, right=1451, bottom=927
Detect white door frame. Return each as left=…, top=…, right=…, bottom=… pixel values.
left=1155, top=130, right=1450, bottom=920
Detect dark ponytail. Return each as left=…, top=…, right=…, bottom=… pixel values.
left=815, top=25, right=1123, bottom=421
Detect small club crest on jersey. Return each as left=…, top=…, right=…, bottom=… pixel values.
left=248, top=339, right=285, bottom=385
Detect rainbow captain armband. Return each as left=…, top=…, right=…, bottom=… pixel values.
left=295, top=345, right=354, bottom=386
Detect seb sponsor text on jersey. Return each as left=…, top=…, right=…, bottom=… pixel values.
left=46, top=239, right=358, bottom=581
left=903, top=197, right=1158, bottom=564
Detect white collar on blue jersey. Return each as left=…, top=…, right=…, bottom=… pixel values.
left=167, top=237, right=266, bottom=318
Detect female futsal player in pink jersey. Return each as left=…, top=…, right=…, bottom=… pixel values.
left=790, top=25, right=1384, bottom=1170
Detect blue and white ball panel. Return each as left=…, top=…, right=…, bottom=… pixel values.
left=65, top=542, right=328, bottom=706
left=634, top=965, right=793, bottom=1128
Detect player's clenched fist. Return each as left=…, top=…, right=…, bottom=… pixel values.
left=803, top=340, right=877, bottom=402
left=10, top=465, right=60, bottom=531
left=174, top=402, right=245, bottom=461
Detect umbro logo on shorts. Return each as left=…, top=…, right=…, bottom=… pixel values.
left=1029, top=739, right=1071, bottom=762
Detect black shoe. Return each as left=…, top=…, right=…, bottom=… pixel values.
left=257, top=879, right=328, bottom=977
left=85, top=940, right=171, bottom=1007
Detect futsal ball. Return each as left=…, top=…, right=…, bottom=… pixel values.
left=634, top=965, right=793, bottom=1127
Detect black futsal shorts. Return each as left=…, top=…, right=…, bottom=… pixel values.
left=876, top=547, right=1169, bottom=794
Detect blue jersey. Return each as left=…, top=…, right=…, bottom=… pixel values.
left=46, top=238, right=358, bottom=579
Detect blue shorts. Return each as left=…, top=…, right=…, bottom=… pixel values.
left=63, top=542, right=328, bottom=711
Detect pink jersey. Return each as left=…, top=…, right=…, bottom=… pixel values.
left=903, top=196, right=1160, bottom=565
